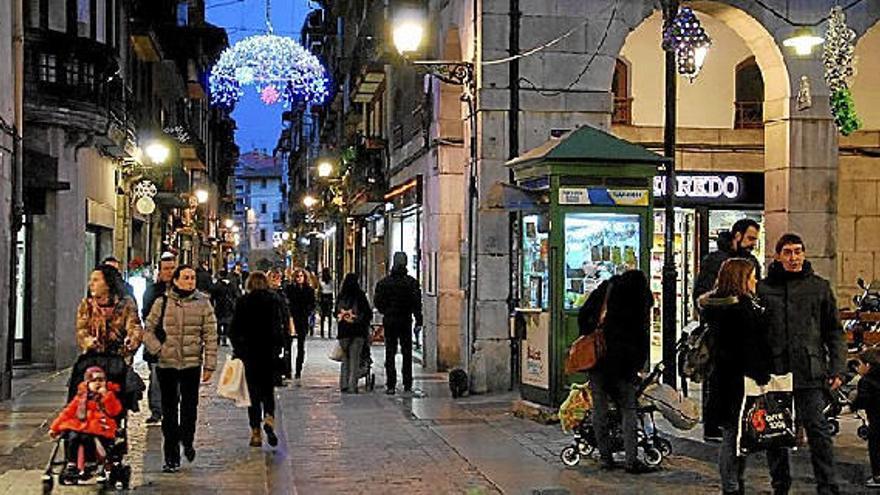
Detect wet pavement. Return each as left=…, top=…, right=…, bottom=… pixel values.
left=0, top=339, right=876, bottom=494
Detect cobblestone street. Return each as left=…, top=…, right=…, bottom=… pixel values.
left=0, top=339, right=876, bottom=494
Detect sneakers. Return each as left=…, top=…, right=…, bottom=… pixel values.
left=263, top=416, right=278, bottom=447
left=183, top=444, right=196, bottom=463
left=385, top=388, right=396, bottom=395
left=249, top=428, right=262, bottom=447
left=145, top=415, right=162, bottom=426
left=161, top=462, right=180, bottom=473
left=867, top=477, right=880, bottom=488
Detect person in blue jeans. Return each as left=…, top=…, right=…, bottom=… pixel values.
left=757, top=234, right=846, bottom=495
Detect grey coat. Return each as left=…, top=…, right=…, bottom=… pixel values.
left=756, top=260, right=846, bottom=390
left=143, top=289, right=218, bottom=372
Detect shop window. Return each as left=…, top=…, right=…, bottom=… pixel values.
left=522, top=213, right=550, bottom=310
left=564, top=213, right=641, bottom=309
left=612, top=59, right=632, bottom=125
left=260, top=203, right=267, bottom=214
left=39, top=54, right=57, bottom=83
left=734, top=56, right=764, bottom=129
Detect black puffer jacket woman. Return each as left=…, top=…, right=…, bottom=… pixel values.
left=229, top=272, right=285, bottom=448
left=285, top=268, right=316, bottom=381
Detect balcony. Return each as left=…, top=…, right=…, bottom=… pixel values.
left=734, top=101, right=763, bottom=129
left=612, top=96, right=632, bottom=125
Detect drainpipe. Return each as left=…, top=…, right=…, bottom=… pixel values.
left=507, top=0, right=520, bottom=391
left=4, top=0, right=25, bottom=400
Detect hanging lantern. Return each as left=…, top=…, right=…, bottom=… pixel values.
left=662, top=7, right=712, bottom=82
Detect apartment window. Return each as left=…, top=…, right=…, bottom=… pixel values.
left=260, top=203, right=267, bottom=214
left=176, top=1, right=189, bottom=27
left=612, top=59, right=631, bottom=125
left=77, top=0, right=91, bottom=38
left=260, top=229, right=267, bottom=242
left=39, top=54, right=57, bottom=83
left=734, top=56, right=764, bottom=129
left=261, top=178, right=267, bottom=188
left=65, top=58, right=80, bottom=85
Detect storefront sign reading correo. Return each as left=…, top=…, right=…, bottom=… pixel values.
left=654, top=175, right=742, bottom=200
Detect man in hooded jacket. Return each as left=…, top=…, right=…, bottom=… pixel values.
left=757, top=233, right=846, bottom=495
left=374, top=252, right=423, bottom=395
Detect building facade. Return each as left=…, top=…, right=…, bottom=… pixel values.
left=293, top=0, right=880, bottom=393
left=13, top=0, right=235, bottom=369
left=233, top=150, right=287, bottom=270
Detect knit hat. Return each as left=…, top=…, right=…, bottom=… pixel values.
left=392, top=252, right=408, bottom=269
left=84, top=366, right=106, bottom=382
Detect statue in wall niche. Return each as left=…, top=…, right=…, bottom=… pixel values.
left=797, top=75, right=813, bottom=111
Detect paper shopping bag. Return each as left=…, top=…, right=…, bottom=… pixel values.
left=736, top=373, right=796, bottom=455
left=217, top=357, right=251, bottom=408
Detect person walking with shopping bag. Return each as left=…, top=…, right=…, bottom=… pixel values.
left=336, top=273, right=372, bottom=393
left=230, top=271, right=286, bottom=447
left=143, top=265, right=217, bottom=473
left=757, top=233, right=847, bottom=495
left=285, top=267, right=316, bottom=385
left=698, top=258, right=771, bottom=495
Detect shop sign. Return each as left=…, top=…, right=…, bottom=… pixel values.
left=654, top=174, right=744, bottom=202
left=558, top=187, right=650, bottom=206
left=520, top=312, right=550, bottom=389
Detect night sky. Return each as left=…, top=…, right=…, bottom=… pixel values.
left=206, top=0, right=314, bottom=154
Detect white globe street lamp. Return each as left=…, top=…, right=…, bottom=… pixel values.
left=144, top=141, right=170, bottom=164
left=194, top=188, right=209, bottom=204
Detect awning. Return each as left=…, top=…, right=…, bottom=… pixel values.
left=484, top=182, right=548, bottom=211
left=350, top=201, right=384, bottom=217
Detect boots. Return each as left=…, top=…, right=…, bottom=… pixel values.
left=263, top=416, right=278, bottom=447
left=249, top=428, right=262, bottom=447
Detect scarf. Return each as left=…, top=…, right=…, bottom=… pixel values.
left=172, top=286, right=196, bottom=299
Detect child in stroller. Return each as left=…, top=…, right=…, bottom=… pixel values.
left=42, top=354, right=135, bottom=493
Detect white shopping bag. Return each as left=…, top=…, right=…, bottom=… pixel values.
left=328, top=342, right=344, bottom=362
left=217, top=357, right=251, bottom=408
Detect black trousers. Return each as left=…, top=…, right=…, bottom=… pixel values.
left=157, top=366, right=201, bottom=464
left=384, top=323, right=413, bottom=390
left=282, top=335, right=294, bottom=379
left=245, top=366, right=275, bottom=428
left=868, top=410, right=880, bottom=478
left=293, top=320, right=307, bottom=377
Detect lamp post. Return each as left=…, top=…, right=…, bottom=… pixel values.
left=392, top=5, right=478, bottom=372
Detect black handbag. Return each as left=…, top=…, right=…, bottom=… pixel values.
left=144, top=296, right=168, bottom=363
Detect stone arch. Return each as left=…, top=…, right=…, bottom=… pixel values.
left=853, top=20, right=880, bottom=130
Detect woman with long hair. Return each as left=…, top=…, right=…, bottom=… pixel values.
left=284, top=267, right=316, bottom=384
left=699, top=258, right=771, bottom=495
left=230, top=271, right=285, bottom=447
left=335, top=273, right=372, bottom=393
left=76, top=265, right=142, bottom=358
left=143, top=265, right=217, bottom=473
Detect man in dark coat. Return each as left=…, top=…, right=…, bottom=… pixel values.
left=195, top=261, right=213, bottom=292
left=374, top=252, right=423, bottom=395
left=209, top=270, right=238, bottom=347
left=757, top=233, right=846, bottom=495
left=140, top=252, right=177, bottom=424
left=102, top=256, right=135, bottom=302
left=693, top=218, right=762, bottom=442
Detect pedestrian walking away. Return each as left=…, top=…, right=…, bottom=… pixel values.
left=319, top=268, right=334, bottom=338
left=374, top=252, right=423, bottom=395
left=195, top=261, right=213, bottom=293
left=285, top=267, right=316, bottom=384
left=852, top=347, right=880, bottom=489
left=579, top=269, right=656, bottom=474
left=143, top=265, right=218, bottom=474
left=141, top=252, right=178, bottom=425
left=336, top=273, right=373, bottom=393
left=269, top=269, right=293, bottom=385
left=693, top=218, right=762, bottom=443
left=102, top=256, right=136, bottom=303
left=209, top=269, right=238, bottom=347
left=698, top=258, right=771, bottom=495
left=757, top=233, right=847, bottom=495
left=229, top=271, right=286, bottom=448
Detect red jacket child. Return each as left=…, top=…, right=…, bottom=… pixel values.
left=50, top=366, right=123, bottom=440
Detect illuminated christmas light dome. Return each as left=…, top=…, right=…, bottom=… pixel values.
left=209, top=33, right=329, bottom=109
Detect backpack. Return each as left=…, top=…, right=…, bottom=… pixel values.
left=682, top=321, right=715, bottom=383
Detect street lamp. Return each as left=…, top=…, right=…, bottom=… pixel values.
left=231, top=225, right=240, bottom=233
left=223, top=218, right=234, bottom=229
left=194, top=188, right=209, bottom=204
left=302, top=194, right=318, bottom=209
left=317, top=160, right=334, bottom=178
left=144, top=141, right=170, bottom=164
left=783, top=27, right=824, bottom=56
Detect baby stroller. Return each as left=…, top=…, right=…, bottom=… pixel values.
left=358, top=343, right=376, bottom=391
left=824, top=358, right=863, bottom=436
left=560, top=361, right=677, bottom=468
left=41, top=352, right=137, bottom=493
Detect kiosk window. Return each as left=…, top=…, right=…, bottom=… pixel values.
left=564, top=213, right=641, bottom=309
left=521, top=213, right=550, bottom=310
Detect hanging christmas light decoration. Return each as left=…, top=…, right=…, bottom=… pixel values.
left=209, top=0, right=329, bottom=109
left=823, top=6, right=861, bottom=135
left=662, top=7, right=712, bottom=82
